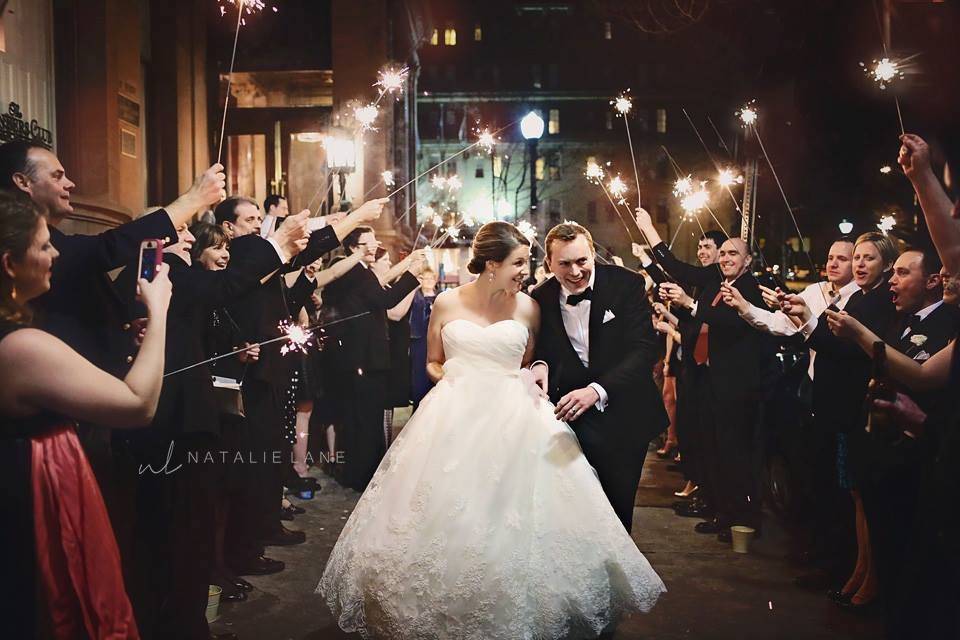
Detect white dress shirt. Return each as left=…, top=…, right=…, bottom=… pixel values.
left=739, top=279, right=859, bottom=379
left=558, top=271, right=609, bottom=411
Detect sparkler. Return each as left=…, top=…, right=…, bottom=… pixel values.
left=354, top=103, right=380, bottom=132
left=611, top=90, right=643, bottom=209
left=877, top=214, right=896, bottom=234
left=381, top=170, right=395, bottom=187
left=374, top=66, right=409, bottom=100
left=716, top=168, right=743, bottom=188
left=607, top=175, right=629, bottom=205
left=163, top=311, right=371, bottom=377
left=445, top=175, right=463, bottom=192
left=672, top=175, right=694, bottom=197
left=516, top=220, right=538, bottom=243
left=278, top=320, right=314, bottom=356
left=431, top=175, right=447, bottom=190
left=585, top=160, right=604, bottom=181
left=737, top=102, right=758, bottom=128
left=477, top=128, right=497, bottom=154
left=879, top=165, right=892, bottom=175
left=860, top=56, right=913, bottom=135
left=680, top=184, right=710, bottom=215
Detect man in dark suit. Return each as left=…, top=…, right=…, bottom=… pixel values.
left=862, top=245, right=958, bottom=636
left=530, top=221, right=667, bottom=533
left=322, top=226, right=424, bottom=491
left=221, top=196, right=389, bottom=562
left=636, top=209, right=775, bottom=540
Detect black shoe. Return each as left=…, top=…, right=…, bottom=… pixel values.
left=221, top=589, right=247, bottom=603
left=262, top=525, right=306, bottom=546
left=675, top=500, right=714, bottom=519
left=280, top=508, right=294, bottom=521
left=234, top=555, right=285, bottom=576
left=215, top=572, right=255, bottom=594
left=694, top=518, right=726, bottom=534
left=234, top=576, right=254, bottom=592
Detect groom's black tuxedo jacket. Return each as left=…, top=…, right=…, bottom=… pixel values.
left=531, top=264, right=667, bottom=447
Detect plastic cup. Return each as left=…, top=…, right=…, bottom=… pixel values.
left=206, top=585, right=222, bottom=623
left=731, top=526, right=756, bottom=554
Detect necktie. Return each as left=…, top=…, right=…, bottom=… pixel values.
left=566, top=287, right=593, bottom=306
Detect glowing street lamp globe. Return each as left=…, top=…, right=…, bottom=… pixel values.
left=520, top=111, right=545, bottom=140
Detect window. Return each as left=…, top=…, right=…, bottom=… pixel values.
left=475, top=162, right=485, bottom=179
left=444, top=27, right=457, bottom=46
left=605, top=112, right=613, bottom=130
left=535, top=157, right=545, bottom=181
left=656, top=108, right=667, bottom=133
left=548, top=150, right=562, bottom=180
left=474, top=24, right=482, bottom=41
left=548, top=109, right=560, bottom=135
left=430, top=29, right=439, bottom=45
left=493, top=155, right=503, bottom=178
left=587, top=200, right=597, bottom=223
left=604, top=21, right=612, bottom=40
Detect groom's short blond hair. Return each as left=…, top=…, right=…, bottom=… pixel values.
left=545, top=222, right=595, bottom=262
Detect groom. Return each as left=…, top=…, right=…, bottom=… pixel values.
left=531, top=222, right=667, bottom=532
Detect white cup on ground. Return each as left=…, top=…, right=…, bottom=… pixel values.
left=206, top=585, right=223, bottom=623
left=730, top=526, right=756, bottom=553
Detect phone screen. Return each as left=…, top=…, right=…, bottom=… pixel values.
left=139, top=243, right=161, bottom=281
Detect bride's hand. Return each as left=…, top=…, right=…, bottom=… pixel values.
left=520, top=368, right=548, bottom=407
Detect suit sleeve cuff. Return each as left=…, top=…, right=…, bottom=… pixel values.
left=589, top=382, right=608, bottom=412
left=690, top=300, right=699, bottom=317
left=266, top=237, right=289, bottom=264
left=800, top=316, right=818, bottom=340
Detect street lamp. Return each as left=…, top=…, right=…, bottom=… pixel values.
left=521, top=110, right=544, bottom=217
left=838, top=219, right=853, bottom=235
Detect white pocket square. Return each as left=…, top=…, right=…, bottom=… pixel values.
left=603, top=310, right=616, bottom=323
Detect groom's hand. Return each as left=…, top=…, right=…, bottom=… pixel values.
left=555, top=386, right=600, bottom=422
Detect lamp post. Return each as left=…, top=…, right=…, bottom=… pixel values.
left=521, top=110, right=544, bottom=272
left=324, top=127, right=357, bottom=212
left=838, top=219, right=853, bottom=235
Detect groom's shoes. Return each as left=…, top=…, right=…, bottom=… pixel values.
left=233, top=555, right=285, bottom=576
left=262, top=524, right=306, bottom=546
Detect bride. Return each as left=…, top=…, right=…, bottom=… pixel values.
left=317, top=221, right=665, bottom=639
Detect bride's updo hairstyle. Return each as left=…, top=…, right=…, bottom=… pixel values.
left=466, top=221, right=530, bottom=274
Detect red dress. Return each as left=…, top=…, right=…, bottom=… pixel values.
left=32, top=424, right=140, bottom=639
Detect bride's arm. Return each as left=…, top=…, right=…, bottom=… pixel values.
left=521, top=294, right=541, bottom=368
left=425, top=291, right=451, bottom=383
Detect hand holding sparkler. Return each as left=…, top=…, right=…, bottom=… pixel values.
left=758, top=284, right=783, bottom=310
left=719, top=282, right=749, bottom=314
left=897, top=134, right=932, bottom=182
left=350, top=198, right=389, bottom=224
left=406, top=249, right=429, bottom=276
left=658, top=282, right=694, bottom=310
left=633, top=207, right=664, bottom=246
left=166, top=164, right=226, bottom=226
left=825, top=309, right=865, bottom=340
left=779, top=293, right=812, bottom=323
left=271, top=209, right=310, bottom=260
left=237, top=342, right=260, bottom=364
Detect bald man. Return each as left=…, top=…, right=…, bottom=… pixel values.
left=637, top=207, right=777, bottom=541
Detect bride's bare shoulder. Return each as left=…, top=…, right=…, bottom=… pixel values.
left=515, top=292, right=540, bottom=326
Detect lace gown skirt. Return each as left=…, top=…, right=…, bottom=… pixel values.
left=317, top=319, right=665, bottom=639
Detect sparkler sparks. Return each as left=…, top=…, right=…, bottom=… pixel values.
left=381, top=170, right=395, bottom=187
left=353, top=103, right=380, bottom=132
left=672, top=175, right=694, bottom=197
left=430, top=175, right=447, bottom=190
left=680, top=185, right=710, bottom=215
left=716, top=168, right=744, bottom=188
left=607, top=175, right=629, bottom=204
left=862, top=57, right=904, bottom=90
left=278, top=320, right=315, bottom=356
left=612, top=92, right=633, bottom=116
left=737, top=102, right=758, bottom=127
left=877, top=214, right=897, bottom=234
left=375, top=66, right=409, bottom=96
left=879, top=165, right=892, bottom=175
left=585, top=160, right=604, bottom=181
left=476, top=128, right=497, bottom=153
left=445, top=175, right=463, bottom=191
left=517, top=220, right=538, bottom=242
left=219, top=0, right=277, bottom=24
left=431, top=214, right=443, bottom=227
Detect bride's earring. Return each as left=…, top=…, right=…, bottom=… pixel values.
left=489, top=271, right=495, bottom=282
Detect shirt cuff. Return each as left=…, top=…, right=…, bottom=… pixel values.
left=589, top=382, right=608, bottom=412
left=800, top=316, right=818, bottom=340
left=690, top=300, right=699, bottom=317
left=267, top=237, right=289, bottom=263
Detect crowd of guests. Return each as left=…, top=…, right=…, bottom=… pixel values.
left=0, top=126, right=957, bottom=640
left=629, top=133, right=959, bottom=638
left=0, top=139, right=436, bottom=639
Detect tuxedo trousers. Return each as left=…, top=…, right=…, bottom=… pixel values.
left=570, top=411, right=649, bottom=533
left=335, top=369, right=389, bottom=492
left=238, top=380, right=284, bottom=547
left=675, top=362, right=710, bottom=488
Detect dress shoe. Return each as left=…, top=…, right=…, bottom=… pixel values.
left=675, top=499, right=713, bottom=519
left=221, top=589, right=247, bottom=603
left=262, top=525, right=306, bottom=546
left=215, top=572, right=255, bottom=594
left=280, top=508, right=294, bottom=521
left=233, top=576, right=254, bottom=592
left=234, top=555, right=285, bottom=576
left=694, top=518, right=727, bottom=535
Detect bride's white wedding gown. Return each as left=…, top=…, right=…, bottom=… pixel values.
left=317, top=318, right=665, bottom=639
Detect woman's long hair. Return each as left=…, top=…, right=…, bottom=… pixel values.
left=0, top=192, right=42, bottom=325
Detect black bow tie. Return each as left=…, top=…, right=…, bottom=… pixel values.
left=566, top=287, right=593, bottom=306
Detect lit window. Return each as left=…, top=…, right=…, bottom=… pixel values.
left=493, top=156, right=503, bottom=178
left=604, top=21, right=612, bottom=40
left=656, top=108, right=667, bottom=133
left=587, top=155, right=597, bottom=167
left=605, top=112, right=613, bottom=130
left=535, top=157, right=544, bottom=181
left=444, top=27, right=457, bottom=46
left=430, top=29, right=439, bottom=46
left=548, top=109, right=560, bottom=135
left=474, top=25, right=482, bottom=41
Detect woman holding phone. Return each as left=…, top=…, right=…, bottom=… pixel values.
left=0, top=192, right=171, bottom=639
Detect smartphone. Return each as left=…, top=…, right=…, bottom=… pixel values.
left=137, top=239, right=163, bottom=282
